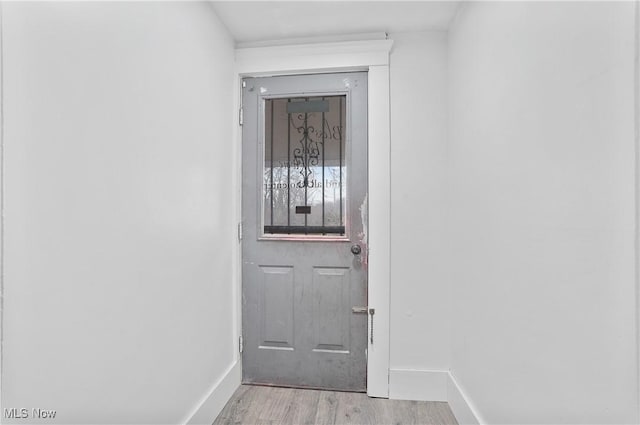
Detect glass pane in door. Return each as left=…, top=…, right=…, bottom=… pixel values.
left=263, top=95, right=347, bottom=236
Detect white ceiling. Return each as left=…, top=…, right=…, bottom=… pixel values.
left=211, top=1, right=460, bottom=46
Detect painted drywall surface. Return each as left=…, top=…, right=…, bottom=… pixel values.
left=2, top=2, right=236, bottom=424
left=389, top=32, right=449, bottom=372
left=448, top=2, right=638, bottom=423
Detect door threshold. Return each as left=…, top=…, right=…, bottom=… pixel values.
left=242, top=381, right=367, bottom=394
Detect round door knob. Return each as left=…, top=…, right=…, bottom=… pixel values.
left=351, top=244, right=362, bottom=255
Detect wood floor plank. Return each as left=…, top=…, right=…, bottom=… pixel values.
left=419, top=401, right=458, bottom=425
left=215, top=385, right=266, bottom=425
left=280, top=388, right=321, bottom=425
left=313, top=389, right=339, bottom=425
left=333, top=392, right=378, bottom=425
left=257, top=387, right=295, bottom=422
left=365, top=398, right=395, bottom=425
left=213, top=385, right=252, bottom=424
left=214, top=385, right=459, bottom=425
left=386, top=399, right=417, bottom=425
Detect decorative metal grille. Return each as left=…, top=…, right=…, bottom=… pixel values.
left=263, top=96, right=346, bottom=236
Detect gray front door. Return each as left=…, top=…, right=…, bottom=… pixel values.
left=241, top=72, right=368, bottom=391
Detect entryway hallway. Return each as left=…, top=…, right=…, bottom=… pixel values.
left=214, top=385, right=458, bottom=425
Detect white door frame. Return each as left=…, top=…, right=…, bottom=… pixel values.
left=233, top=38, right=393, bottom=398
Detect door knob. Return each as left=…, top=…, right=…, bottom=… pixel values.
left=351, top=244, right=362, bottom=255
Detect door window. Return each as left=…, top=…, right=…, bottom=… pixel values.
left=262, top=95, right=347, bottom=237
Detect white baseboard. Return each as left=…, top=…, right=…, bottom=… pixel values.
left=388, top=369, right=448, bottom=401
left=447, top=372, right=482, bottom=425
left=181, top=360, right=241, bottom=425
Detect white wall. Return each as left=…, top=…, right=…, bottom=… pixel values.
left=1, top=2, right=237, bottom=424
left=448, top=2, right=638, bottom=423
left=388, top=31, right=449, bottom=400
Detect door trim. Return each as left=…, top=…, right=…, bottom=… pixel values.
left=234, top=38, right=393, bottom=398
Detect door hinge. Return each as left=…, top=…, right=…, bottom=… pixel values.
left=239, top=336, right=244, bottom=353
left=242, top=80, right=247, bottom=88
left=237, top=222, right=243, bottom=242
left=239, top=107, right=244, bottom=126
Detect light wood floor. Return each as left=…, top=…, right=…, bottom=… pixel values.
left=213, top=385, right=458, bottom=425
